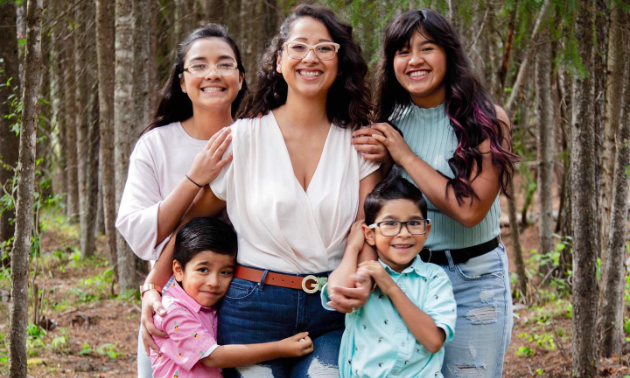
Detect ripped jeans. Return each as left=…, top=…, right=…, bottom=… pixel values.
left=218, top=274, right=344, bottom=378
left=440, top=243, right=513, bottom=378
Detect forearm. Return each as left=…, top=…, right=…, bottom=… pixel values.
left=201, top=342, right=283, bottom=369
left=145, top=236, right=176, bottom=287
left=388, top=287, right=445, bottom=353
left=155, top=177, right=202, bottom=245
left=400, top=154, right=493, bottom=227
left=181, top=186, right=226, bottom=225
left=328, top=244, right=361, bottom=292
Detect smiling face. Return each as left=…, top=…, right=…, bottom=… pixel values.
left=393, top=29, right=447, bottom=109
left=173, top=250, right=235, bottom=308
left=180, top=37, right=243, bottom=113
left=277, top=17, right=338, bottom=102
left=363, top=199, right=431, bottom=273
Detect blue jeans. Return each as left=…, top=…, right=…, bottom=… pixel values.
left=218, top=271, right=345, bottom=378
left=440, top=243, right=513, bottom=377
left=137, top=326, right=154, bottom=378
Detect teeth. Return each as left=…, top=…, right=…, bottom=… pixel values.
left=409, top=71, right=429, bottom=77
left=299, top=70, right=322, bottom=77
left=201, top=87, right=224, bottom=92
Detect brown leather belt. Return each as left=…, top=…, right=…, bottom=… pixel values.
left=234, top=266, right=327, bottom=294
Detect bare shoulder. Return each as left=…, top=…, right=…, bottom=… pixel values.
left=493, top=104, right=511, bottom=147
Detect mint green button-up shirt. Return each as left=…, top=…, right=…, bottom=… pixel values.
left=322, top=256, right=457, bottom=378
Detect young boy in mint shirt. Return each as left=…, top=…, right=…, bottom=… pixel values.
left=323, top=174, right=457, bottom=378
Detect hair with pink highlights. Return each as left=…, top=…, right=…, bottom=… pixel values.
left=374, top=9, right=518, bottom=204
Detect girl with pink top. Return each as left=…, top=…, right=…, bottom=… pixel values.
left=115, top=24, right=246, bottom=377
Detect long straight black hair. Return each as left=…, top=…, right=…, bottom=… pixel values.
left=374, top=9, right=517, bottom=204
left=237, top=5, right=372, bottom=129
left=141, top=24, right=248, bottom=135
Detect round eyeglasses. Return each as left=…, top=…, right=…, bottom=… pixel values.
left=282, top=42, right=340, bottom=61
left=367, top=219, right=431, bottom=237
left=182, top=62, right=239, bottom=77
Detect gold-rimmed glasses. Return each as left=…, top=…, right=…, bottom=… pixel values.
left=182, top=61, right=239, bottom=77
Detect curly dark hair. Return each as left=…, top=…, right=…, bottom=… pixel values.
left=237, top=4, right=371, bottom=129
left=374, top=9, right=517, bottom=204
left=141, top=23, right=248, bottom=135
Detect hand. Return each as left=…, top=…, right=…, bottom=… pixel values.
left=326, top=270, right=372, bottom=313
left=140, top=290, right=168, bottom=356
left=370, top=123, right=415, bottom=167
left=277, top=332, right=314, bottom=357
left=351, top=126, right=390, bottom=163
left=358, top=261, right=397, bottom=296
left=187, top=127, right=233, bottom=187
left=347, top=220, right=366, bottom=251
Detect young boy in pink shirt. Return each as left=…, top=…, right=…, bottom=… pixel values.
left=150, top=217, right=313, bottom=378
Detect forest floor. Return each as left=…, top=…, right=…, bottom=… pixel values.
left=1, top=180, right=630, bottom=377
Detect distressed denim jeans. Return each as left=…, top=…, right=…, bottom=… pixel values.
left=218, top=272, right=344, bottom=378
left=440, top=243, right=513, bottom=378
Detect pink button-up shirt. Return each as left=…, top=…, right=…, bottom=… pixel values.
left=150, top=277, right=222, bottom=378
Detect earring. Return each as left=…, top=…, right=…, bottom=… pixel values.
left=276, top=64, right=282, bottom=73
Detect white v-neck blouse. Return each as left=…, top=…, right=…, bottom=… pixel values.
left=211, top=113, right=379, bottom=274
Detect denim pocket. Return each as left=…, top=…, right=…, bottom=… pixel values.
left=455, top=246, right=506, bottom=281
left=224, top=278, right=257, bottom=300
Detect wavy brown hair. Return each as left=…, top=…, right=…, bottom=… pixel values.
left=375, top=9, right=517, bottom=204
left=237, top=5, right=371, bottom=129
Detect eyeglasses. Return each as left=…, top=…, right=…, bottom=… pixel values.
left=368, top=219, right=431, bottom=237
left=282, top=42, right=340, bottom=61
left=182, top=62, right=239, bottom=77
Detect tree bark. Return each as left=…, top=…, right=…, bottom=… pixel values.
left=50, top=0, right=67, bottom=207
left=95, top=0, right=118, bottom=273
left=115, top=0, right=138, bottom=292
left=0, top=1, right=20, bottom=250
left=536, top=31, right=555, bottom=279
left=508, top=180, right=527, bottom=298
left=63, top=5, right=79, bottom=223
left=571, top=1, right=599, bottom=376
left=133, top=0, right=152, bottom=131
left=598, top=0, right=624, bottom=278
left=600, top=11, right=629, bottom=359
left=8, top=1, right=43, bottom=377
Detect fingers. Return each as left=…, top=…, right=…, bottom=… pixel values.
left=293, top=331, right=309, bottom=340
left=152, top=299, right=167, bottom=317
left=205, top=127, right=231, bottom=152
left=141, top=324, right=161, bottom=355
left=211, top=131, right=232, bottom=159
left=350, top=136, right=375, bottom=145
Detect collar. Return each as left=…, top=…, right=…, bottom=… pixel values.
left=379, top=255, right=428, bottom=278
left=162, top=276, right=214, bottom=314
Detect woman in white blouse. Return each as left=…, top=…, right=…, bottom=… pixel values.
left=115, top=24, right=247, bottom=377
left=141, top=5, right=381, bottom=377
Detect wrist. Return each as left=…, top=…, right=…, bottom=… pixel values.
left=140, top=283, right=162, bottom=298
left=185, top=174, right=203, bottom=188
left=398, top=152, right=416, bottom=169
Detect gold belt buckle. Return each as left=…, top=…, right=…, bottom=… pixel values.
left=302, top=275, right=326, bottom=294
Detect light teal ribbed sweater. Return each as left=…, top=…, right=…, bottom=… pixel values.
left=392, top=103, right=501, bottom=250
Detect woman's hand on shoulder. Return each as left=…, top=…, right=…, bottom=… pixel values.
left=369, top=123, right=415, bottom=168
left=140, top=289, right=168, bottom=355
left=187, top=127, right=233, bottom=187
left=352, top=126, right=391, bottom=164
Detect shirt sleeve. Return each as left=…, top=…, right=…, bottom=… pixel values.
left=423, top=268, right=457, bottom=344
left=157, top=306, right=218, bottom=372
left=209, top=140, right=233, bottom=201
left=115, top=139, right=166, bottom=261
left=357, top=153, right=380, bottom=180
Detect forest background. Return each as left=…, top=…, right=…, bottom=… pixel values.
left=1, top=0, right=629, bottom=377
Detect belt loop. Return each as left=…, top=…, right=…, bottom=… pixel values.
left=258, top=269, right=269, bottom=291
left=445, top=250, right=456, bottom=271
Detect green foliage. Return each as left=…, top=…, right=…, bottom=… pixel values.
left=70, top=267, right=115, bottom=302
left=516, top=346, right=534, bottom=357
left=79, top=342, right=123, bottom=359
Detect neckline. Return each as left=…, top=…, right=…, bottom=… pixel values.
left=175, top=122, right=212, bottom=146
left=268, top=111, right=333, bottom=194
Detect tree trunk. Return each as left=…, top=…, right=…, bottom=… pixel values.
left=95, top=0, right=118, bottom=273
left=115, top=0, right=138, bottom=292
left=600, top=12, right=629, bottom=359
left=8, top=1, right=43, bottom=377
left=598, top=0, right=624, bottom=278
left=0, top=1, right=20, bottom=250
left=50, top=0, right=67, bottom=207
left=508, top=180, right=527, bottom=298
left=133, top=0, right=152, bottom=131
left=536, top=31, right=555, bottom=280
left=571, top=1, right=599, bottom=376
left=79, top=0, right=99, bottom=259
left=63, top=5, right=79, bottom=223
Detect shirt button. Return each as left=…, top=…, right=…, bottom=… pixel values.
left=401, top=342, right=405, bottom=346
left=393, top=371, right=398, bottom=374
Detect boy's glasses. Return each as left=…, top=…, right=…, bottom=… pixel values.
left=182, top=62, right=239, bottom=77
left=282, top=42, right=340, bottom=61
left=368, top=219, right=431, bottom=237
